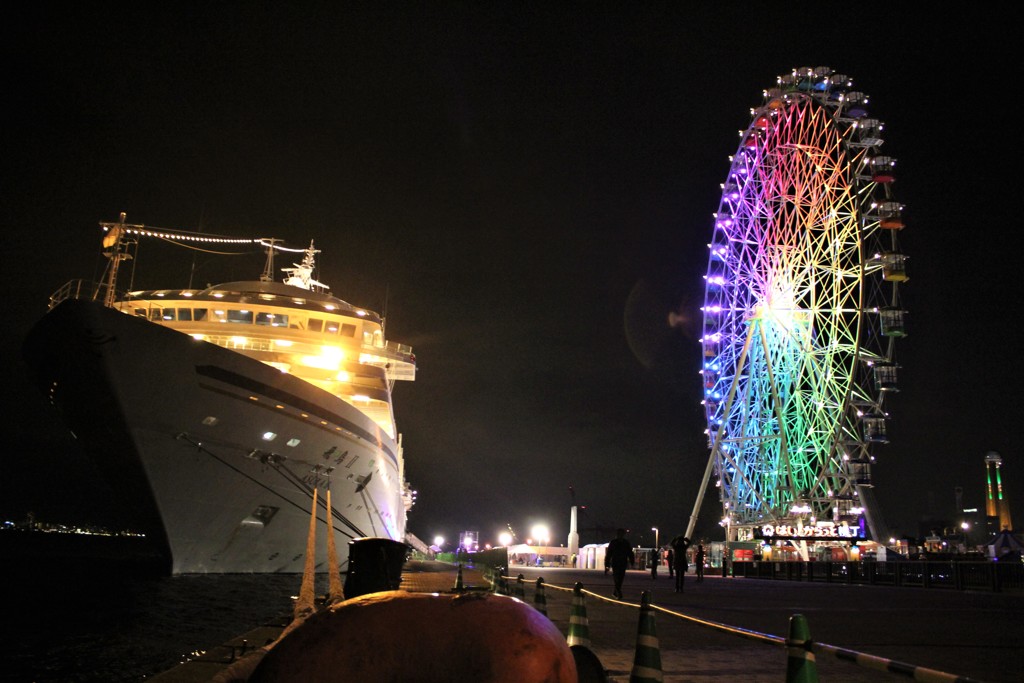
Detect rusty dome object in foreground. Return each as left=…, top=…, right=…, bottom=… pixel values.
left=250, top=590, right=577, bottom=683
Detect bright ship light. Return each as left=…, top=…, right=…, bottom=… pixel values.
left=299, top=346, right=345, bottom=371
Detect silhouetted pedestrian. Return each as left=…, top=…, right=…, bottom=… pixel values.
left=670, top=535, right=690, bottom=592
left=606, top=528, right=634, bottom=599
left=695, top=543, right=706, bottom=582
left=667, top=548, right=674, bottom=577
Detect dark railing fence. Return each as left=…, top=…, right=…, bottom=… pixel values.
left=728, top=559, right=1023, bottom=592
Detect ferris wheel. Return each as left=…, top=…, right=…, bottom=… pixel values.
left=687, top=67, right=908, bottom=548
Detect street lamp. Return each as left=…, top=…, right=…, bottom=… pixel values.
left=652, top=526, right=659, bottom=548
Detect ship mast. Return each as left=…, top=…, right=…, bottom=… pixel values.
left=98, top=212, right=140, bottom=308
left=260, top=238, right=280, bottom=281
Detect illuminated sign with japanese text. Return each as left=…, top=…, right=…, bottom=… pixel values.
left=754, top=522, right=864, bottom=540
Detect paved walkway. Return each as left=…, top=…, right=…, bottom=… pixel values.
left=510, top=565, right=1020, bottom=683
left=154, top=562, right=1021, bottom=682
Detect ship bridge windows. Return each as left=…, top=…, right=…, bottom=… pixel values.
left=256, top=312, right=288, bottom=327
left=304, top=317, right=357, bottom=337
left=134, top=301, right=363, bottom=341
left=226, top=309, right=254, bottom=324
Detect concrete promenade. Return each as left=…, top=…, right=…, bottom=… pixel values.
left=502, top=566, right=1021, bottom=683
left=155, top=562, right=1021, bottom=682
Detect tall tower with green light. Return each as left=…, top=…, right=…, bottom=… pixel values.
left=985, top=451, right=1013, bottom=532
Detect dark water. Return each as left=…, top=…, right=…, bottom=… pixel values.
left=4, top=560, right=312, bottom=682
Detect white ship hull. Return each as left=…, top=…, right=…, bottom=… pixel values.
left=25, top=298, right=407, bottom=574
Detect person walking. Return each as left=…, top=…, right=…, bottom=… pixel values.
left=670, top=535, right=691, bottom=593
left=695, top=543, right=706, bottom=582
left=606, top=528, right=634, bottom=599
left=667, top=547, right=675, bottom=578
left=650, top=547, right=659, bottom=580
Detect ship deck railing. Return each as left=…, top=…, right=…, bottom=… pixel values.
left=48, top=279, right=120, bottom=310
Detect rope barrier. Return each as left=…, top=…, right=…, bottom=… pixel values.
left=812, top=642, right=982, bottom=683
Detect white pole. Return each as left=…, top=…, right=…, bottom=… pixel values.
left=568, top=506, right=580, bottom=562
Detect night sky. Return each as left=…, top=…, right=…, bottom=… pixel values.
left=2, top=5, right=1019, bottom=550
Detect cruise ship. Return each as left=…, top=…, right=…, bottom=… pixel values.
left=23, top=214, right=417, bottom=573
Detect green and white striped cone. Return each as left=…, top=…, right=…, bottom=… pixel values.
left=534, top=577, right=548, bottom=616
left=566, top=582, right=591, bottom=648
left=453, top=564, right=464, bottom=592
left=785, top=614, right=819, bottom=683
left=629, top=591, right=663, bottom=683
left=515, top=574, right=526, bottom=599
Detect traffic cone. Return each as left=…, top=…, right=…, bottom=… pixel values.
left=785, top=614, right=819, bottom=683
left=566, top=582, right=591, bottom=648
left=629, top=591, right=663, bottom=683
left=534, top=577, right=548, bottom=616
left=489, top=567, right=500, bottom=592
left=453, top=564, right=464, bottom=592
left=515, top=574, right=526, bottom=599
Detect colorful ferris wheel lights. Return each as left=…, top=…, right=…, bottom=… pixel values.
left=686, top=66, right=909, bottom=548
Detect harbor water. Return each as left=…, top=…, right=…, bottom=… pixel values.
left=4, top=558, right=312, bottom=682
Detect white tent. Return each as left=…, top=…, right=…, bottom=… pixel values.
left=986, top=529, right=1023, bottom=559
left=506, top=544, right=572, bottom=567
left=576, top=543, right=609, bottom=570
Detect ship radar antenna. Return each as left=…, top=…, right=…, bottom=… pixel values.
left=281, top=241, right=330, bottom=292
